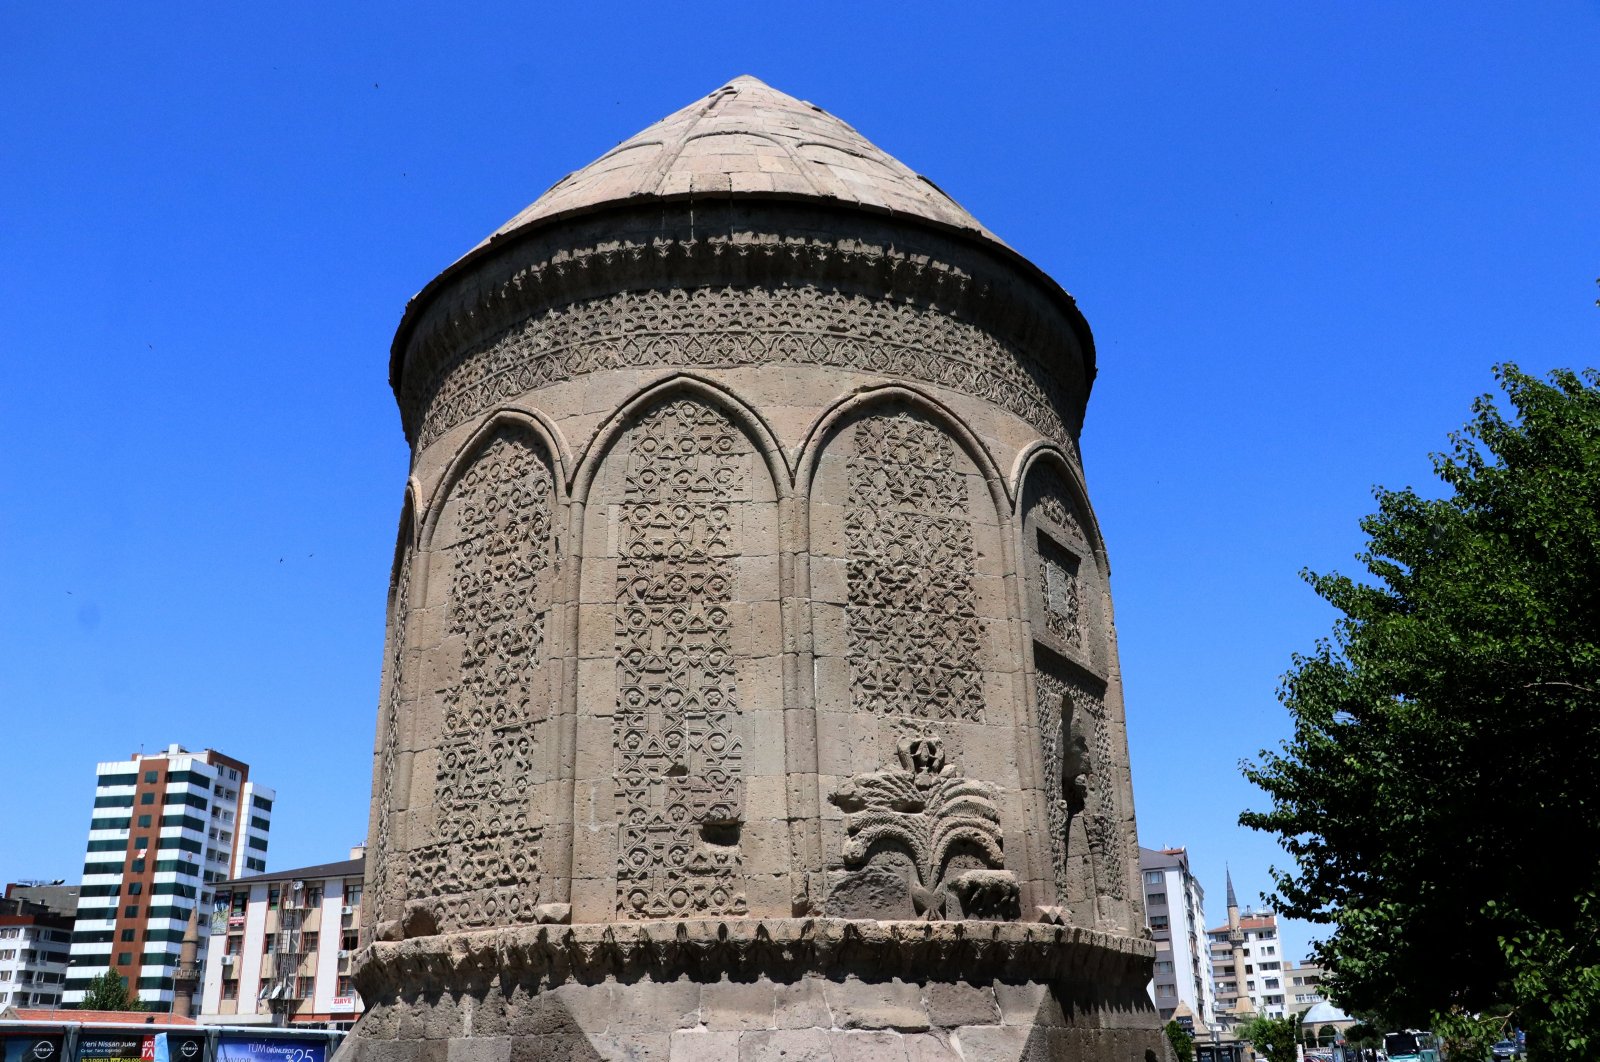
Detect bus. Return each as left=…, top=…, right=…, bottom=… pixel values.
left=1383, top=1030, right=1440, bottom=1062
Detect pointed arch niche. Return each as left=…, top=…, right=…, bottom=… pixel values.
left=366, top=488, right=418, bottom=930
left=570, top=385, right=788, bottom=923
left=802, top=391, right=1031, bottom=912
left=1017, top=448, right=1127, bottom=928
left=403, top=417, right=563, bottom=933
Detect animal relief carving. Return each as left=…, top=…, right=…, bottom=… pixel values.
left=827, top=735, right=1019, bottom=921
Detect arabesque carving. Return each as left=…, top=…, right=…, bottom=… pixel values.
left=844, top=413, right=986, bottom=722
left=368, top=527, right=413, bottom=928
left=408, top=426, right=554, bottom=931
left=613, top=399, right=747, bottom=919
left=407, top=277, right=1082, bottom=458
left=829, top=735, right=1019, bottom=921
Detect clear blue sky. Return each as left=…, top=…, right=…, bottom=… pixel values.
left=2, top=3, right=1595, bottom=964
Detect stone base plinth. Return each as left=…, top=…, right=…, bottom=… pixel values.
left=344, top=919, right=1168, bottom=1062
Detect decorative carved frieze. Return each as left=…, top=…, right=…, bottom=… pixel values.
left=844, top=413, right=986, bottom=722
left=408, top=427, right=555, bottom=931
left=406, top=276, right=1082, bottom=460
left=828, top=735, right=1019, bottom=922
left=613, top=399, right=747, bottom=919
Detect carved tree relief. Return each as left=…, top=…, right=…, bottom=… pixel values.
left=409, top=426, right=555, bottom=931
left=613, top=399, right=747, bottom=919
left=828, top=735, right=1019, bottom=921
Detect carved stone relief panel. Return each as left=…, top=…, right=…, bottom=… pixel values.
left=826, top=735, right=1020, bottom=921
left=843, top=412, right=986, bottom=722
left=1023, top=459, right=1129, bottom=926
left=611, top=398, right=750, bottom=919
left=1022, top=463, right=1095, bottom=667
left=408, top=426, right=556, bottom=931
left=367, top=520, right=413, bottom=929
left=1033, top=663, right=1124, bottom=926
left=408, top=282, right=1082, bottom=462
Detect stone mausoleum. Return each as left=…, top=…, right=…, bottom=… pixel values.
left=349, top=77, right=1163, bottom=1060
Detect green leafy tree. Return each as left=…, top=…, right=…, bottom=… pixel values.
left=1164, top=1019, right=1195, bottom=1061
left=1241, top=365, right=1600, bottom=1055
left=1236, top=1015, right=1300, bottom=1062
left=79, top=968, right=142, bottom=1011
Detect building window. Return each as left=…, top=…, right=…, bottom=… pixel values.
left=137, top=815, right=152, bottom=828
left=304, top=931, right=319, bottom=953
left=268, top=888, right=280, bottom=910
left=222, top=980, right=238, bottom=1000
left=1149, top=915, right=1169, bottom=929
left=120, top=930, right=135, bottom=942
left=124, top=905, right=140, bottom=918
left=140, top=793, right=155, bottom=805
left=1147, top=893, right=1166, bottom=906
left=116, top=952, right=132, bottom=966
left=1144, top=870, right=1163, bottom=885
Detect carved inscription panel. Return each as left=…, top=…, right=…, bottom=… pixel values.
left=409, top=426, right=556, bottom=931
left=612, top=399, right=749, bottom=919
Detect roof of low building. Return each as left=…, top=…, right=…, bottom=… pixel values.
left=5, top=1008, right=198, bottom=1025
left=217, top=857, right=363, bottom=889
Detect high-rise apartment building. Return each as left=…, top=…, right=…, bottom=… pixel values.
left=1206, top=870, right=1287, bottom=1023
left=1140, top=846, right=1216, bottom=1027
left=64, top=745, right=274, bottom=1010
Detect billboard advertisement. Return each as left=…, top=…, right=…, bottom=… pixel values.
left=2, top=1036, right=63, bottom=1062
left=74, top=1036, right=147, bottom=1062
left=216, top=1041, right=324, bottom=1062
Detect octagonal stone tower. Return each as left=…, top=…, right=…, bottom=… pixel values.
left=350, top=77, right=1163, bottom=1061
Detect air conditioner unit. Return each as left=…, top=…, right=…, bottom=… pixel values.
left=221, top=954, right=235, bottom=966
left=341, top=906, right=354, bottom=915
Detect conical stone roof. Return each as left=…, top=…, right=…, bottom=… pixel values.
left=471, top=75, right=1006, bottom=253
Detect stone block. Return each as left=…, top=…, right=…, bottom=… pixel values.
left=610, top=976, right=701, bottom=1032
left=669, top=1030, right=739, bottom=1062
left=900, top=1035, right=963, bottom=1062
left=701, top=979, right=776, bottom=1030
left=923, top=982, right=998, bottom=1029
left=823, top=979, right=929, bottom=1032
left=773, top=978, right=829, bottom=1030
left=736, top=1031, right=833, bottom=1062
left=447, top=1038, right=510, bottom=1062
left=829, top=1031, right=907, bottom=1062
left=952, top=1024, right=1037, bottom=1062
left=825, top=868, right=914, bottom=920
left=994, top=983, right=1064, bottom=1028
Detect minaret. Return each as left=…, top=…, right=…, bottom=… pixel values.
left=1227, top=866, right=1256, bottom=1020
left=170, top=907, right=200, bottom=1018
